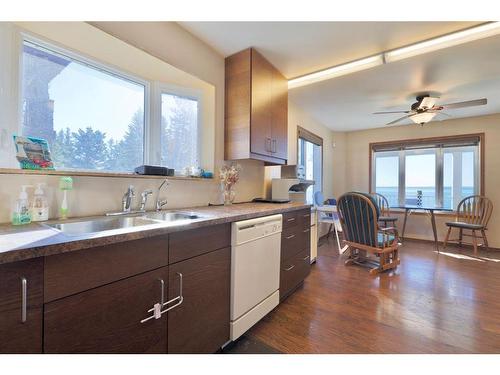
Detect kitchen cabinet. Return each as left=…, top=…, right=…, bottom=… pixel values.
left=280, top=209, right=311, bottom=301
left=0, top=206, right=307, bottom=354
left=0, top=258, right=43, bottom=353
left=44, top=235, right=169, bottom=302
left=44, top=266, right=169, bottom=354
left=225, top=48, right=288, bottom=165
left=167, top=247, right=230, bottom=353
left=280, top=249, right=311, bottom=300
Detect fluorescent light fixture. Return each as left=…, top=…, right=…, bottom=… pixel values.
left=288, top=54, right=384, bottom=89
left=410, top=112, right=437, bottom=125
left=288, top=22, right=500, bottom=89
left=385, top=22, right=500, bottom=63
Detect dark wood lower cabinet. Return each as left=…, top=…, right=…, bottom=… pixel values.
left=280, top=249, right=311, bottom=300
left=0, top=258, right=43, bottom=353
left=44, top=266, right=169, bottom=354
left=1, top=211, right=309, bottom=354
left=280, top=209, right=312, bottom=301
left=167, top=247, right=230, bottom=353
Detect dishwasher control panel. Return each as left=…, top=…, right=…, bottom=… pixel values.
left=231, top=214, right=283, bottom=247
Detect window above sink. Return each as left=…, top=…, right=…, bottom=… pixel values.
left=0, top=22, right=216, bottom=177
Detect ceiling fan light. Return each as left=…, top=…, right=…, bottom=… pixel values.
left=410, top=112, right=437, bottom=124
left=385, top=22, right=500, bottom=63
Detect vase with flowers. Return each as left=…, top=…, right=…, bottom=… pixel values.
left=219, top=164, right=241, bottom=205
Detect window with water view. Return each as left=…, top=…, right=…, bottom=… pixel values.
left=372, top=136, right=480, bottom=210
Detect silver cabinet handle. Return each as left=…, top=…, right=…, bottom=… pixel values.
left=287, top=217, right=296, bottom=222
left=159, top=278, right=165, bottom=307
left=303, top=229, right=310, bottom=233
left=272, top=139, right=277, bottom=153
left=161, top=272, right=183, bottom=314
left=141, top=273, right=184, bottom=324
left=285, top=234, right=296, bottom=240
left=303, top=214, right=310, bottom=218
left=21, top=277, right=27, bottom=323
left=284, top=265, right=295, bottom=271
left=303, top=255, right=310, bottom=261
left=265, top=138, right=272, bottom=152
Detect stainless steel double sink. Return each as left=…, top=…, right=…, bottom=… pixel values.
left=44, top=211, right=208, bottom=236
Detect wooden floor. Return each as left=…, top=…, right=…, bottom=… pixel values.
left=247, top=238, right=500, bottom=353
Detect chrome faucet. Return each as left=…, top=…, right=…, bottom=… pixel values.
left=122, top=185, right=135, bottom=213
left=156, top=179, right=169, bottom=211
left=139, top=190, right=153, bottom=212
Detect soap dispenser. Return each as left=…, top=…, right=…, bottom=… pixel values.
left=12, top=185, right=32, bottom=225
left=32, top=183, right=49, bottom=222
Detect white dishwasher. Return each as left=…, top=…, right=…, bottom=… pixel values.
left=230, top=214, right=282, bottom=341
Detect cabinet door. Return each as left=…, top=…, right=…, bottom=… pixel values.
left=0, top=258, right=43, bottom=353
left=271, top=65, right=288, bottom=160
left=168, top=247, right=230, bottom=353
left=44, top=266, right=169, bottom=353
left=251, top=49, right=273, bottom=156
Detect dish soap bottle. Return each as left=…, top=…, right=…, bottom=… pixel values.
left=32, top=183, right=49, bottom=222
left=12, top=185, right=32, bottom=225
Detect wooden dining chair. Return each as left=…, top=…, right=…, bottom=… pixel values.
left=443, top=195, right=493, bottom=256
left=371, top=192, right=398, bottom=228
left=337, top=192, right=400, bottom=275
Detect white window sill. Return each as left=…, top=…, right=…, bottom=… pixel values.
left=0, top=168, right=214, bottom=181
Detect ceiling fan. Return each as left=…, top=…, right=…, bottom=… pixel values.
left=373, top=95, right=488, bottom=126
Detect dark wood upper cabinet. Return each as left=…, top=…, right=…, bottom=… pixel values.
left=44, top=266, right=169, bottom=354
left=225, top=48, right=288, bottom=165
left=167, top=247, right=230, bottom=353
left=0, top=258, right=43, bottom=353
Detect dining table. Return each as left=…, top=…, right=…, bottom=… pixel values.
left=391, top=204, right=454, bottom=251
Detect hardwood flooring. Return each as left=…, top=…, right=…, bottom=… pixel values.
left=247, top=239, right=500, bottom=353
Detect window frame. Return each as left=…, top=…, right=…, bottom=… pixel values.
left=13, top=31, right=205, bottom=176
left=151, top=82, right=203, bottom=169
left=369, top=133, right=485, bottom=211
left=19, top=32, right=151, bottom=172
left=297, top=126, right=323, bottom=202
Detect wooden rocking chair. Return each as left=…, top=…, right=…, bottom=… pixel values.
left=371, top=192, right=398, bottom=229
left=337, top=192, right=400, bottom=275
left=443, top=195, right=493, bottom=256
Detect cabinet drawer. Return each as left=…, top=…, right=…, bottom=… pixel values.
left=280, top=249, right=311, bottom=301
left=282, top=208, right=311, bottom=230
left=298, top=209, right=312, bottom=229
left=169, top=223, right=230, bottom=264
left=44, top=236, right=169, bottom=302
left=282, top=210, right=299, bottom=229
left=44, top=266, right=169, bottom=354
left=281, top=226, right=310, bottom=263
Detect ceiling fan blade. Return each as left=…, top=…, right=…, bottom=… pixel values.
left=419, top=96, right=439, bottom=109
left=432, top=111, right=452, bottom=118
left=373, top=111, right=411, bottom=114
left=386, top=114, right=413, bottom=125
left=438, top=98, right=487, bottom=109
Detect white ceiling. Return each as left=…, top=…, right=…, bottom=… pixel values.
left=179, top=22, right=500, bottom=131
